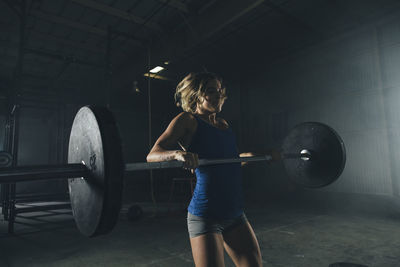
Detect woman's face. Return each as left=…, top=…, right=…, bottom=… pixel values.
left=198, top=79, right=225, bottom=114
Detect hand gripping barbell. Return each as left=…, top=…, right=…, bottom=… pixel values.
left=0, top=106, right=346, bottom=237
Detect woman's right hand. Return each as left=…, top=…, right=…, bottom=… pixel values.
left=174, top=151, right=199, bottom=170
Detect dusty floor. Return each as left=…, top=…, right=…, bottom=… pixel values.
left=0, top=193, right=399, bottom=267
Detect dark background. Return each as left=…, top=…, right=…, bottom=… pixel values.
left=1, top=0, right=400, bottom=208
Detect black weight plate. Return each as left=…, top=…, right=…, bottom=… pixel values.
left=68, top=106, right=124, bottom=237
left=282, top=122, right=346, bottom=188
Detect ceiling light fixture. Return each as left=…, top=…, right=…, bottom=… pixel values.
left=149, top=66, right=164, bottom=73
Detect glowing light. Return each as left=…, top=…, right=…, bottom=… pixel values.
left=149, top=66, right=164, bottom=73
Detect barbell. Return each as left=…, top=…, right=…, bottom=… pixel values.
left=0, top=106, right=346, bottom=237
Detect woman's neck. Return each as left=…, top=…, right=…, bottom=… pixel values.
left=195, top=109, right=217, bottom=124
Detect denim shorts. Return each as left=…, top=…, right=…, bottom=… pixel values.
left=187, top=212, right=248, bottom=238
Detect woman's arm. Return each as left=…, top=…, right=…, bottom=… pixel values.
left=146, top=112, right=199, bottom=169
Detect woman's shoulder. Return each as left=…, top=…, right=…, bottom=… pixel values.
left=175, top=111, right=196, bottom=122
left=216, top=117, right=230, bottom=129
left=173, top=112, right=197, bottom=130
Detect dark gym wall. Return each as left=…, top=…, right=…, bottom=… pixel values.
left=0, top=98, right=5, bottom=149
left=238, top=14, right=400, bottom=199
left=0, top=88, right=6, bottom=149
left=0, top=115, right=4, bottom=149
left=16, top=106, right=67, bottom=194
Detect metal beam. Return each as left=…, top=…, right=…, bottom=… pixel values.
left=111, top=29, right=145, bottom=44
left=263, top=0, right=324, bottom=39
left=198, top=0, right=217, bottom=15
left=30, top=30, right=105, bottom=55
left=0, top=31, right=104, bottom=56
left=71, top=0, right=163, bottom=31
left=161, top=0, right=267, bottom=54
left=24, top=47, right=104, bottom=68
left=0, top=56, right=58, bottom=73
left=1, top=0, right=22, bottom=17
left=197, top=0, right=266, bottom=41
left=115, top=0, right=267, bottom=77
left=12, top=0, right=27, bottom=98
left=157, top=0, right=188, bottom=14
left=30, top=10, right=106, bottom=35
left=30, top=10, right=142, bottom=47
left=2, top=28, right=138, bottom=56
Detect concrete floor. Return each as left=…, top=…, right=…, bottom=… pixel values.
left=0, top=194, right=399, bottom=267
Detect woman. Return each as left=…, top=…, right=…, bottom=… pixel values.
left=147, top=72, right=276, bottom=267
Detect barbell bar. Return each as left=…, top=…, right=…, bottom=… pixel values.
left=0, top=151, right=310, bottom=183
left=0, top=106, right=346, bottom=237
left=125, top=151, right=311, bottom=171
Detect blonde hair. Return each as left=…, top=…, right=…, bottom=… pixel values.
left=174, top=72, right=226, bottom=113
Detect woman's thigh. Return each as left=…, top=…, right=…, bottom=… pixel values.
left=190, top=233, right=225, bottom=267
left=223, top=222, right=263, bottom=267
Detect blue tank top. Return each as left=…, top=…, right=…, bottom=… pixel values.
left=187, top=115, right=244, bottom=219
